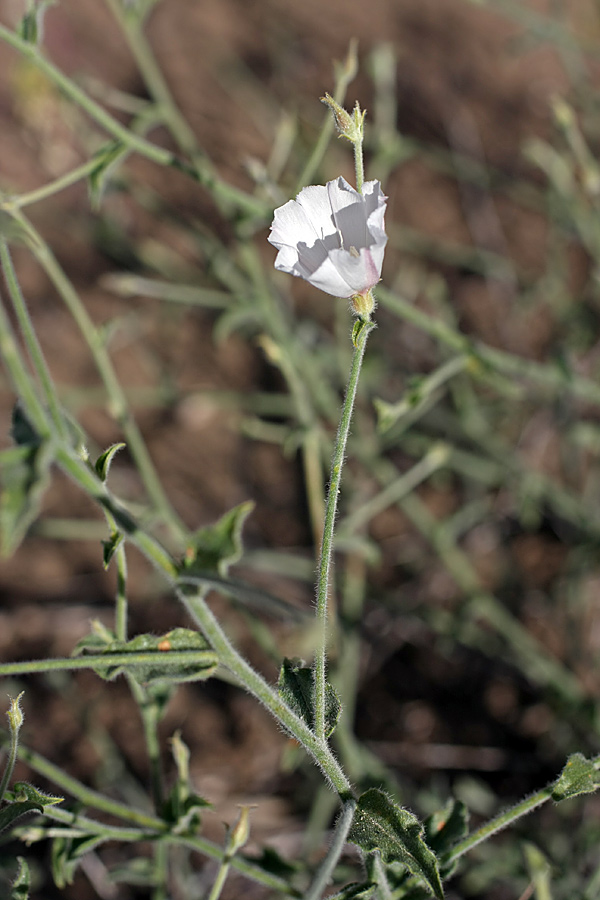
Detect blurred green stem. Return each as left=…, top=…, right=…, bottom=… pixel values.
left=296, top=40, right=358, bottom=192
left=1, top=240, right=68, bottom=434
left=9, top=210, right=187, bottom=543
left=303, top=797, right=357, bottom=900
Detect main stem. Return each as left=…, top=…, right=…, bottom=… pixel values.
left=313, top=318, right=374, bottom=742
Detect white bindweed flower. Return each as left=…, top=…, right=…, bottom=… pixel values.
left=268, top=177, right=387, bottom=300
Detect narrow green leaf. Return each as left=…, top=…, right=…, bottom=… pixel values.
left=348, top=789, right=444, bottom=899
left=277, top=659, right=341, bottom=738
left=10, top=857, right=30, bottom=900
left=181, top=501, right=254, bottom=577
left=95, top=442, right=126, bottom=482
left=0, top=405, right=54, bottom=555
left=88, top=141, right=128, bottom=210
left=16, top=1, right=54, bottom=44
left=52, top=833, right=105, bottom=889
left=552, top=753, right=600, bottom=801
left=73, top=628, right=218, bottom=684
left=102, top=530, right=124, bottom=569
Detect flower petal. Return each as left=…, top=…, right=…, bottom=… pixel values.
left=328, top=246, right=381, bottom=295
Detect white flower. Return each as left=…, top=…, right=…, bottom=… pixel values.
left=268, top=177, right=387, bottom=299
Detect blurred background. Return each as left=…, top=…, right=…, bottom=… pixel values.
left=1, top=0, right=600, bottom=897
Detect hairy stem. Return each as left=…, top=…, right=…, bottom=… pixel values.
left=313, top=319, right=374, bottom=742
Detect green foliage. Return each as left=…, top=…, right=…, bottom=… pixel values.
left=88, top=141, right=129, bottom=211
left=552, top=753, right=600, bottom=802
left=94, top=441, right=126, bottom=482
left=179, top=501, right=254, bottom=577
left=0, top=783, right=62, bottom=833
left=278, top=658, right=341, bottom=738
left=348, top=789, right=444, bottom=899
left=16, top=0, right=54, bottom=45
left=73, top=626, right=218, bottom=684
left=1, top=3, right=600, bottom=898
left=10, top=858, right=30, bottom=900
left=424, top=799, right=469, bottom=880
left=0, top=406, right=52, bottom=555
left=51, top=833, right=106, bottom=889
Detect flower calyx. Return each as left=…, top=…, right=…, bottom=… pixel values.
left=321, top=93, right=366, bottom=145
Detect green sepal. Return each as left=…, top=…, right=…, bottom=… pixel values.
left=277, top=659, right=341, bottom=738
left=552, top=752, right=600, bottom=802
left=10, top=857, right=30, bottom=900
left=51, top=833, right=105, bottom=889
left=88, top=140, right=128, bottom=210
left=180, top=501, right=254, bottom=577
left=348, top=789, right=444, bottom=899
left=95, top=442, right=126, bottom=482
left=72, top=627, right=218, bottom=685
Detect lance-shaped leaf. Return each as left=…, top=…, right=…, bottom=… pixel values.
left=348, top=789, right=443, bottom=899
left=73, top=628, right=218, bottom=684
left=95, top=442, right=126, bottom=482
left=552, top=753, right=600, bottom=802
left=180, top=501, right=254, bottom=577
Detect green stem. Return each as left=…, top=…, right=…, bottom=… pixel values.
left=0, top=272, right=50, bottom=438
left=313, top=319, right=374, bottom=742
left=0, top=696, right=23, bottom=805
left=104, top=0, right=198, bottom=158
left=179, top=589, right=352, bottom=797
left=0, top=24, right=175, bottom=167
left=303, top=797, right=357, bottom=900
left=1, top=158, right=99, bottom=210
left=0, top=239, right=66, bottom=439
left=354, top=136, right=364, bottom=194
left=443, top=787, right=553, bottom=865
left=115, top=542, right=128, bottom=642
left=207, top=854, right=233, bottom=900
left=378, top=286, right=600, bottom=407
left=0, top=650, right=217, bottom=677
left=296, top=41, right=358, bottom=193
left=12, top=796, right=298, bottom=895
left=372, top=851, right=393, bottom=900
left=12, top=210, right=187, bottom=543
left=55, top=446, right=179, bottom=578
left=131, top=679, right=164, bottom=812
left=51, top=445, right=353, bottom=799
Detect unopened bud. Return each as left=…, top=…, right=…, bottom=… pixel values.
left=321, top=94, right=365, bottom=144
left=227, top=805, right=254, bottom=855
left=7, top=693, right=24, bottom=735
